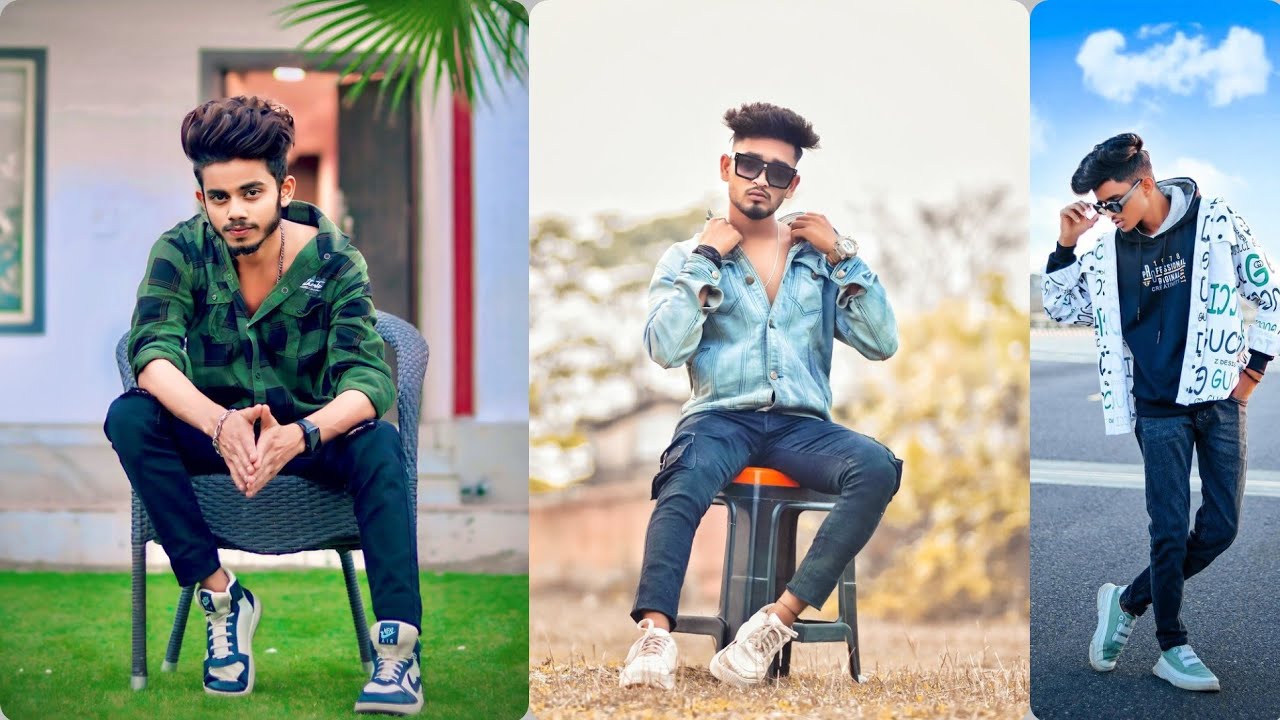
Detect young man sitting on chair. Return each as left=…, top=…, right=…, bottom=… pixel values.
left=621, top=102, right=903, bottom=690
left=103, top=96, right=423, bottom=716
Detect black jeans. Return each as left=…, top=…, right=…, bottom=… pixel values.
left=103, top=388, right=422, bottom=632
left=1119, top=398, right=1246, bottom=651
left=631, top=410, right=903, bottom=627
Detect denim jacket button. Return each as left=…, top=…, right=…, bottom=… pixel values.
left=768, top=319, right=775, bottom=328
left=711, top=270, right=721, bottom=280
left=769, top=370, right=778, bottom=380
left=836, top=269, right=847, bottom=279
left=745, top=276, right=756, bottom=285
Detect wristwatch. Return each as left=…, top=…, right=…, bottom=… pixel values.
left=295, top=418, right=321, bottom=456
left=834, top=235, right=859, bottom=261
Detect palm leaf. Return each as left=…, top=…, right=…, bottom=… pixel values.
left=277, top=0, right=528, bottom=110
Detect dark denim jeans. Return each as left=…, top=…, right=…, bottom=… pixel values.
left=631, top=410, right=903, bottom=628
left=1119, top=398, right=1246, bottom=651
left=103, top=388, right=422, bottom=632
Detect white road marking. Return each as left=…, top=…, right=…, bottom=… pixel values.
left=1031, top=459, right=1280, bottom=498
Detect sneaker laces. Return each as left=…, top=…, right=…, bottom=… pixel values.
left=207, top=612, right=233, bottom=660
left=747, top=620, right=798, bottom=659
left=635, top=621, right=673, bottom=658
left=372, top=655, right=411, bottom=683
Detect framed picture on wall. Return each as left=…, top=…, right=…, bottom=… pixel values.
left=0, top=49, right=44, bottom=334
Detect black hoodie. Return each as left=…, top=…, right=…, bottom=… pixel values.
left=1114, top=178, right=1203, bottom=416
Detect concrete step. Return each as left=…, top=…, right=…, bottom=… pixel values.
left=0, top=504, right=527, bottom=573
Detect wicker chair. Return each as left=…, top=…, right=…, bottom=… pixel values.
left=113, top=310, right=428, bottom=690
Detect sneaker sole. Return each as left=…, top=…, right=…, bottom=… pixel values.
left=204, top=596, right=262, bottom=697
left=709, top=648, right=763, bottom=689
left=619, top=665, right=675, bottom=691
left=1088, top=584, right=1118, bottom=672
left=1153, top=657, right=1220, bottom=692
left=354, top=697, right=425, bottom=715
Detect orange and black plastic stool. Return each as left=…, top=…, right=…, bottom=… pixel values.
left=675, top=466, right=862, bottom=681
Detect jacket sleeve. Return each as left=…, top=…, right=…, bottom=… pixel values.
left=1042, top=245, right=1095, bottom=328
left=326, top=254, right=396, bottom=418
left=643, top=242, right=722, bottom=369
left=127, top=233, right=195, bottom=379
left=829, top=256, right=897, bottom=360
left=1229, top=206, right=1280, bottom=358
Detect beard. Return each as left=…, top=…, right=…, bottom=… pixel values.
left=223, top=207, right=283, bottom=258
left=732, top=191, right=780, bottom=221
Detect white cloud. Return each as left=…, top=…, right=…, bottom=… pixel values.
left=1165, top=157, right=1246, bottom=195
left=1030, top=105, right=1048, bottom=155
left=1076, top=26, right=1271, bottom=106
left=1137, top=23, right=1175, bottom=40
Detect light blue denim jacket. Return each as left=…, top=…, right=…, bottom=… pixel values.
left=644, top=235, right=898, bottom=420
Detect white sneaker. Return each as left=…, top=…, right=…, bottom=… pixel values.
left=619, top=619, right=678, bottom=690
left=709, top=607, right=797, bottom=688
left=355, top=620, right=424, bottom=715
left=198, top=569, right=261, bottom=696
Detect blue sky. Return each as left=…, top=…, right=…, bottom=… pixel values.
left=1031, top=0, right=1280, bottom=271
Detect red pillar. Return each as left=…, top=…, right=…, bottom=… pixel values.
left=452, top=92, right=474, bottom=417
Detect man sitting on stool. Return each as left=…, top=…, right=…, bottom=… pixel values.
left=621, top=102, right=903, bottom=690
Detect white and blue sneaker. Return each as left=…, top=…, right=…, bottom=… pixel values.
left=198, top=569, right=261, bottom=696
left=355, top=620, right=424, bottom=715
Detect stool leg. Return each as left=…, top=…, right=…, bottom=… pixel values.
left=130, top=542, right=147, bottom=690
left=339, top=550, right=374, bottom=674
left=162, top=585, right=194, bottom=671
left=839, top=558, right=861, bottom=682
left=768, top=507, right=799, bottom=680
left=716, top=500, right=738, bottom=651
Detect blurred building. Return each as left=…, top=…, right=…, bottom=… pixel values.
left=0, top=0, right=527, bottom=569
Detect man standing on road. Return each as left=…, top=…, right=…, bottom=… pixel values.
left=619, top=102, right=902, bottom=690
left=1042, top=132, right=1280, bottom=691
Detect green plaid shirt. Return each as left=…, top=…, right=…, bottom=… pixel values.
left=127, top=201, right=394, bottom=423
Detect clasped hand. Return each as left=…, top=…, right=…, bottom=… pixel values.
left=215, top=405, right=304, bottom=498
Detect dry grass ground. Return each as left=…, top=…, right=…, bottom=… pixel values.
left=530, top=589, right=1029, bottom=719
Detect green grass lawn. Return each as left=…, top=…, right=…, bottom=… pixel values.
left=0, top=569, right=528, bottom=720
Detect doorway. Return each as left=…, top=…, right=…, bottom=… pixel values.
left=200, top=51, right=420, bottom=327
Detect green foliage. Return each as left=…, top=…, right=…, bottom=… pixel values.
left=277, top=0, right=528, bottom=110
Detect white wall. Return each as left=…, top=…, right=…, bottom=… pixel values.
left=473, top=70, right=529, bottom=423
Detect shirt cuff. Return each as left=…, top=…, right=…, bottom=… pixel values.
left=130, top=344, right=192, bottom=380
left=682, top=252, right=724, bottom=311
left=827, top=256, right=874, bottom=304
left=1246, top=351, right=1272, bottom=375
left=336, top=370, right=396, bottom=418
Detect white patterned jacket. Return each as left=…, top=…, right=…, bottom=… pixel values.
left=1042, top=193, right=1280, bottom=435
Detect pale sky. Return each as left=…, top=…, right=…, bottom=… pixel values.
left=530, top=0, right=1029, bottom=231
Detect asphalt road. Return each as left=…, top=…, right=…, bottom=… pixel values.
left=1030, top=484, right=1280, bottom=719
left=1031, top=360, right=1280, bottom=718
left=1032, top=361, right=1280, bottom=471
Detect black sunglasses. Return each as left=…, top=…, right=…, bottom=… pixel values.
left=1092, top=179, right=1142, bottom=215
left=733, top=153, right=797, bottom=189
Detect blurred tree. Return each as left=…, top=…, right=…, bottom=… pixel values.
left=529, top=191, right=1031, bottom=619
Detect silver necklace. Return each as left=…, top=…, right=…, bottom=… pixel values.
left=276, top=222, right=286, bottom=283
left=760, top=220, right=786, bottom=290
